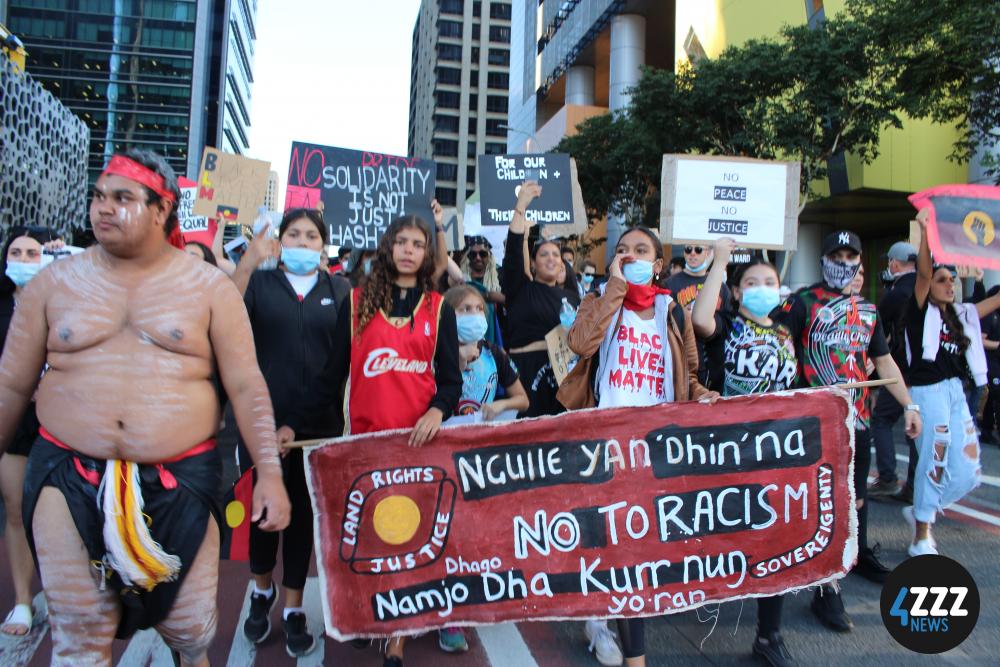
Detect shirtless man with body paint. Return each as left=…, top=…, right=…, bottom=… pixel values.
left=0, top=149, right=290, bottom=666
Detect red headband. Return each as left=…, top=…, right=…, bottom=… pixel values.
left=101, top=155, right=185, bottom=250
left=101, top=155, right=177, bottom=204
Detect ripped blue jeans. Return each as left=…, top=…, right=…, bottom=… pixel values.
left=911, top=377, right=982, bottom=524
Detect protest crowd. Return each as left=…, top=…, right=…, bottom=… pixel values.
left=1, top=147, right=999, bottom=667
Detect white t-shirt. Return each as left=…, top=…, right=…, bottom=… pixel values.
left=284, top=271, right=319, bottom=298
left=598, top=307, right=674, bottom=408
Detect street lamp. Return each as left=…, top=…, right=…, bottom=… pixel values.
left=498, top=123, right=537, bottom=153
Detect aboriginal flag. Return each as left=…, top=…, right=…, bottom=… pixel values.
left=909, top=185, right=1000, bottom=270
left=219, top=467, right=253, bottom=561
left=216, top=205, right=240, bottom=224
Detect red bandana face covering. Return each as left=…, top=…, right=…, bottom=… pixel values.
left=101, top=156, right=184, bottom=250
left=623, top=282, right=671, bottom=311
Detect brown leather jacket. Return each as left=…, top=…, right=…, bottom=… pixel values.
left=565, top=276, right=710, bottom=402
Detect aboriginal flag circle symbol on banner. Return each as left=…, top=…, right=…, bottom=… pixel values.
left=880, top=555, right=979, bottom=654
left=962, top=210, right=995, bottom=247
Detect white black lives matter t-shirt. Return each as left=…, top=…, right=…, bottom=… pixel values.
left=598, top=309, right=674, bottom=408
left=707, top=311, right=798, bottom=397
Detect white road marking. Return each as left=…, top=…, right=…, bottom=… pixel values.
left=476, top=623, right=539, bottom=667
left=226, top=582, right=256, bottom=667
left=944, top=502, right=1000, bottom=528
left=893, top=452, right=1000, bottom=487
left=297, top=578, right=325, bottom=667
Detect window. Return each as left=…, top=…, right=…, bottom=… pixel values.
left=439, top=0, right=462, bottom=15
left=438, top=20, right=462, bottom=38
left=468, top=93, right=478, bottom=110
left=467, top=165, right=477, bottom=184
left=471, top=47, right=480, bottom=61
left=488, top=48, right=509, bottom=66
left=470, top=69, right=479, bottom=88
left=435, top=114, right=459, bottom=132
left=489, top=26, right=510, bottom=42
left=437, top=66, right=461, bottom=85
left=490, top=2, right=512, bottom=20
left=468, top=117, right=478, bottom=134
left=437, top=163, right=458, bottom=182
left=485, top=142, right=505, bottom=155
left=436, top=187, right=457, bottom=206
left=436, top=91, right=460, bottom=109
left=434, top=139, right=459, bottom=157
left=467, top=142, right=477, bottom=158
left=471, top=23, right=480, bottom=40
left=486, top=94, right=507, bottom=112
left=486, top=118, right=506, bottom=137
left=437, top=43, right=462, bottom=61
left=487, top=72, right=509, bottom=89
left=473, top=1, right=481, bottom=17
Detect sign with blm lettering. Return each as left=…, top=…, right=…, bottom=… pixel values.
left=305, top=388, right=856, bottom=639
left=193, top=148, right=270, bottom=228
left=478, top=153, right=587, bottom=235
left=660, top=155, right=800, bottom=250
left=285, top=142, right=436, bottom=250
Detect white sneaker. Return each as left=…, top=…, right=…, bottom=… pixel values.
left=584, top=620, right=623, bottom=667
left=902, top=506, right=936, bottom=548
left=908, top=539, right=938, bottom=557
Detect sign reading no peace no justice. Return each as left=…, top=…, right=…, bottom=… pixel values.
left=660, top=155, right=800, bottom=250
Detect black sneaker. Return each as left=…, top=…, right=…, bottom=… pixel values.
left=753, top=631, right=797, bottom=667
left=243, top=584, right=276, bottom=643
left=383, top=656, right=403, bottom=667
left=811, top=585, right=853, bottom=632
left=283, top=611, right=316, bottom=657
left=867, top=478, right=900, bottom=499
left=853, top=544, right=891, bottom=584
left=891, top=485, right=914, bottom=504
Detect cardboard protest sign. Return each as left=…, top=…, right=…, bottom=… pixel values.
left=908, top=184, right=1000, bottom=271
left=660, top=155, right=800, bottom=250
left=478, top=153, right=587, bottom=235
left=176, top=176, right=216, bottom=247
left=442, top=207, right=464, bottom=251
left=305, top=388, right=856, bottom=639
left=285, top=142, right=436, bottom=250
left=545, top=324, right=578, bottom=385
left=193, top=148, right=270, bottom=228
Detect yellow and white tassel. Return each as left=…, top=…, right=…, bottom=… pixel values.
left=99, top=460, right=181, bottom=591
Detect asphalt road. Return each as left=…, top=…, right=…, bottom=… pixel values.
left=0, top=423, right=997, bottom=666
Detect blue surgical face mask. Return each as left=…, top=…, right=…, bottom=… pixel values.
left=5, top=261, right=41, bottom=287
left=363, top=257, right=373, bottom=275
left=281, top=246, right=321, bottom=275
left=740, top=285, right=780, bottom=318
left=622, top=259, right=654, bottom=285
left=581, top=274, right=594, bottom=286
left=456, top=313, right=488, bottom=343
left=686, top=258, right=709, bottom=273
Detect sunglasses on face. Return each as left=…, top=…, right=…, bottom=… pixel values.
left=467, top=250, right=489, bottom=259
left=684, top=246, right=705, bottom=254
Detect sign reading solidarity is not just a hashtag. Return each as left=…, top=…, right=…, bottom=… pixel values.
left=305, top=388, right=857, bottom=640
left=284, top=142, right=436, bottom=251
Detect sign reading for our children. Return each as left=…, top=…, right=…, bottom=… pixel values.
left=660, top=155, right=801, bottom=250
left=284, top=142, right=437, bottom=251
left=478, top=153, right=587, bottom=235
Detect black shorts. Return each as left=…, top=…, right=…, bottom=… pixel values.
left=6, top=404, right=39, bottom=457
left=23, top=436, right=221, bottom=639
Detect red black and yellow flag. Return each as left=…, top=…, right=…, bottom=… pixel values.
left=909, top=185, right=1000, bottom=270
left=219, top=467, right=253, bottom=561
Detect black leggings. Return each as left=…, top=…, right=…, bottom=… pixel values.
left=615, top=618, right=644, bottom=659
left=248, top=448, right=313, bottom=590
left=757, top=595, right=784, bottom=636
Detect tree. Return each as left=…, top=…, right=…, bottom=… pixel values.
left=560, top=0, right=999, bottom=227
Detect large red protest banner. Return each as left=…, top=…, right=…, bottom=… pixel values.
left=909, top=184, right=1000, bottom=270
left=305, top=388, right=857, bottom=640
